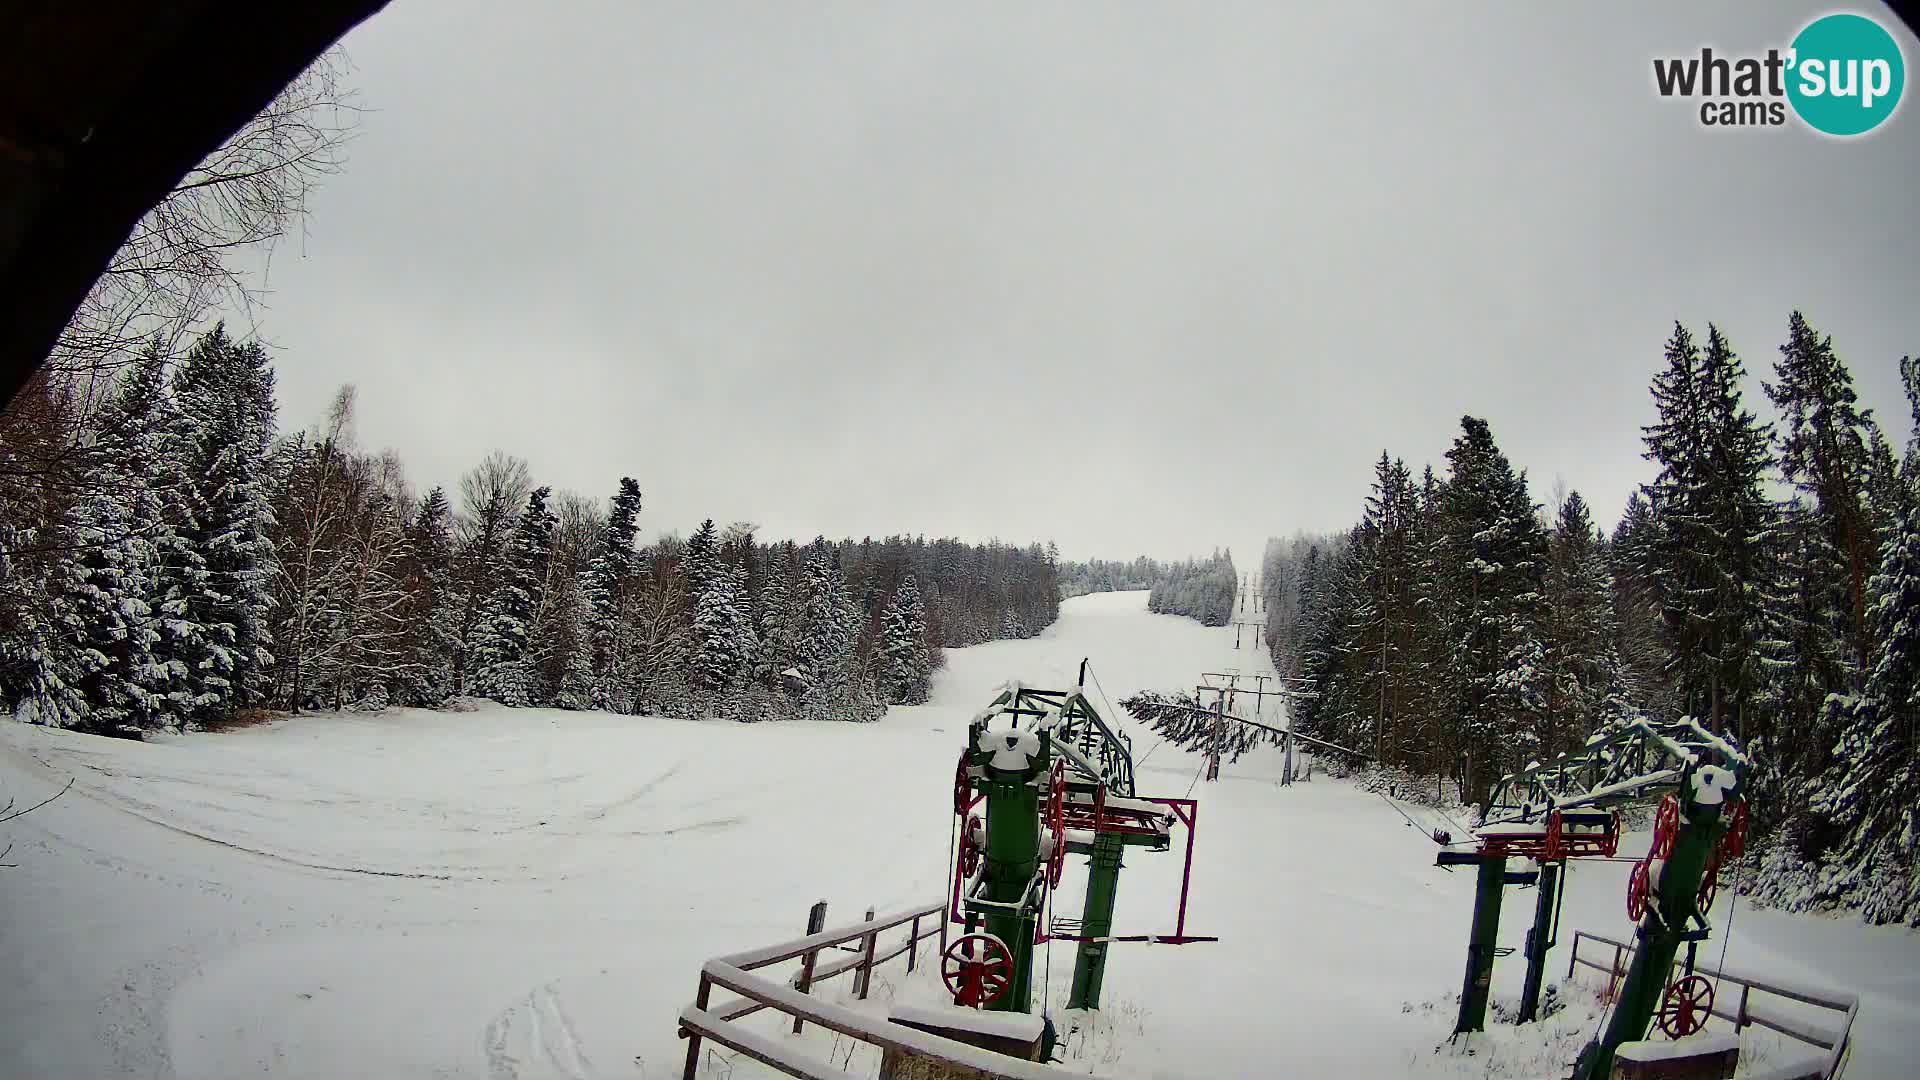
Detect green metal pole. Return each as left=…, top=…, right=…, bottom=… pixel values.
left=1453, top=849, right=1508, bottom=1034
left=1517, top=861, right=1560, bottom=1023
left=1575, top=790, right=1727, bottom=1080
left=1067, top=829, right=1125, bottom=1009
left=981, top=755, right=1042, bottom=1012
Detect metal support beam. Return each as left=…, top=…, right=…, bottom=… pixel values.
left=980, top=758, right=1041, bottom=1013
left=1454, top=850, right=1508, bottom=1033
left=1067, top=830, right=1125, bottom=1009
left=1575, top=787, right=1729, bottom=1080
left=1518, top=861, right=1561, bottom=1023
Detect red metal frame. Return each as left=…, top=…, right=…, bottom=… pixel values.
left=1039, top=795, right=1215, bottom=945
left=1474, top=809, right=1621, bottom=862
left=948, top=792, right=987, bottom=925
left=950, top=787, right=1216, bottom=948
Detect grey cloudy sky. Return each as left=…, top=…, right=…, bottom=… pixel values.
left=248, top=1, right=1920, bottom=565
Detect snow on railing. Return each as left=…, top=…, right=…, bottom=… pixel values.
left=1567, top=930, right=1856, bottom=1080
left=679, top=900, right=1106, bottom=1080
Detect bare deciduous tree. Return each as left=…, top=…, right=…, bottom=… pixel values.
left=52, top=52, right=359, bottom=401
left=452, top=451, right=533, bottom=694
left=0, top=49, right=360, bottom=556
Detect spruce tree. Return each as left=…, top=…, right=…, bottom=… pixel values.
left=756, top=542, right=797, bottom=684
left=1440, top=416, right=1549, bottom=803
left=396, top=486, right=458, bottom=706
left=1808, top=491, right=1920, bottom=924
left=172, top=325, right=279, bottom=720
left=1642, top=323, right=1775, bottom=736
left=1754, top=500, right=1850, bottom=811
left=1609, top=493, right=1675, bottom=720
left=585, top=477, right=642, bottom=709
left=879, top=574, right=933, bottom=705
left=1768, top=312, right=1877, bottom=676
left=471, top=487, right=555, bottom=705
left=1541, top=491, right=1616, bottom=756
left=59, top=350, right=211, bottom=734
left=686, top=519, right=748, bottom=694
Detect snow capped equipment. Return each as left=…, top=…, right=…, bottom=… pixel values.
left=1465, top=719, right=1749, bottom=1080
left=1441, top=715, right=1747, bottom=1077
left=949, top=659, right=1213, bottom=1022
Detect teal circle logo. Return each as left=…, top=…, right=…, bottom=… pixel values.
left=1787, top=13, right=1905, bottom=136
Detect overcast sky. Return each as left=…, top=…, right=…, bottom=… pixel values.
left=245, top=1, right=1920, bottom=565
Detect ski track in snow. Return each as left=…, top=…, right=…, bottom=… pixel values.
left=484, top=984, right=593, bottom=1080
left=1, top=591, right=1915, bottom=1080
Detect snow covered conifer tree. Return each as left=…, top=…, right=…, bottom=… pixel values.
left=1609, top=493, right=1675, bottom=721
left=686, top=519, right=748, bottom=695
left=395, top=485, right=458, bottom=706
left=55, top=453, right=156, bottom=734
left=1440, top=416, right=1549, bottom=802
left=451, top=452, right=532, bottom=695
left=728, top=560, right=760, bottom=683
left=172, top=325, right=280, bottom=720
left=547, top=572, right=597, bottom=710
left=879, top=574, right=933, bottom=704
left=1768, top=312, right=1877, bottom=676
left=1641, top=323, right=1774, bottom=736
left=1540, top=491, right=1616, bottom=755
left=1808, top=489, right=1920, bottom=924
left=470, top=486, right=555, bottom=706
left=57, top=348, right=220, bottom=733
left=584, top=477, right=641, bottom=709
left=755, top=542, right=797, bottom=685
left=793, top=541, right=847, bottom=688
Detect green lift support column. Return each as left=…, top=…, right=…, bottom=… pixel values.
left=1575, top=771, right=1732, bottom=1080
left=1517, top=860, right=1561, bottom=1023
left=1440, top=845, right=1540, bottom=1034
left=1067, top=829, right=1125, bottom=1009
left=977, top=734, right=1046, bottom=1013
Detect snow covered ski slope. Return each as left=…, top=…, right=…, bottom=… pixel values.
left=1, top=591, right=1914, bottom=1079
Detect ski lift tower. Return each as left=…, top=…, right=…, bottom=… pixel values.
left=1435, top=718, right=1748, bottom=1080
left=946, top=662, right=1213, bottom=1027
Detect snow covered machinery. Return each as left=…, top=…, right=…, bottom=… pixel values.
left=1439, top=718, right=1748, bottom=1080
left=947, top=661, right=1212, bottom=1028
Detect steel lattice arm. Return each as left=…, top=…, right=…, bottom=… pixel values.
left=1481, top=717, right=1748, bottom=826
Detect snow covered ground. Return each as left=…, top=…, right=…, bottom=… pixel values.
left=1, top=591, right=1913, bottom=1079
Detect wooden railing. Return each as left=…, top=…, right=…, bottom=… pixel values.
left=1568, top=930, right=1858, bottom=1080
left=679, top=899, right=1107, bottom=1080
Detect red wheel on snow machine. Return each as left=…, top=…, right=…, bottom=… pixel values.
left=1722, top=798, right=1749, bottom=860
left=955, top=751, right=972, bottom=816
left=1047, top=829, right=1067, bottom=887
left=1651, top=794, right=1680, bottom=860
left=1697, top=851, right=1720, bottom=913
left=960, top=814, right=983, bottom=877
left=1543, top=810, right=1564, bottom=862
left=1656, top=975, right=1715, bottom=1039
left=1603, top=810, right=1623, bottom=858
left=942, top=932, right=1014, bottom=1007
left=1045, top=763, right=1068, bottom=886
left=1627, top=858, right=1652, bottom=922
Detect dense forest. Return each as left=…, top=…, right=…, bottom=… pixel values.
left=1057, top=556, right=1171, bottom=599
left=1260, top=313, right=1920, bottom=925
left=0, top=327, right=1063, bottom=734
left=1147, top=552, right=1239, bottom=626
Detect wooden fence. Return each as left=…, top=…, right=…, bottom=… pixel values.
left=678, top=899, right=1106, bottom=1080
left=1568, top=930, right=1858, bottom=1080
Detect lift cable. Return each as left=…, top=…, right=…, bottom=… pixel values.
left=1710, top=852, right=1744, bottom=1013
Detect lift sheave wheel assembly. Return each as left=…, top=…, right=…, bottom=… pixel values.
left=946, top=661, right=1215, bottom=1043
left=1443, top=718, right=1749, bottom=1080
